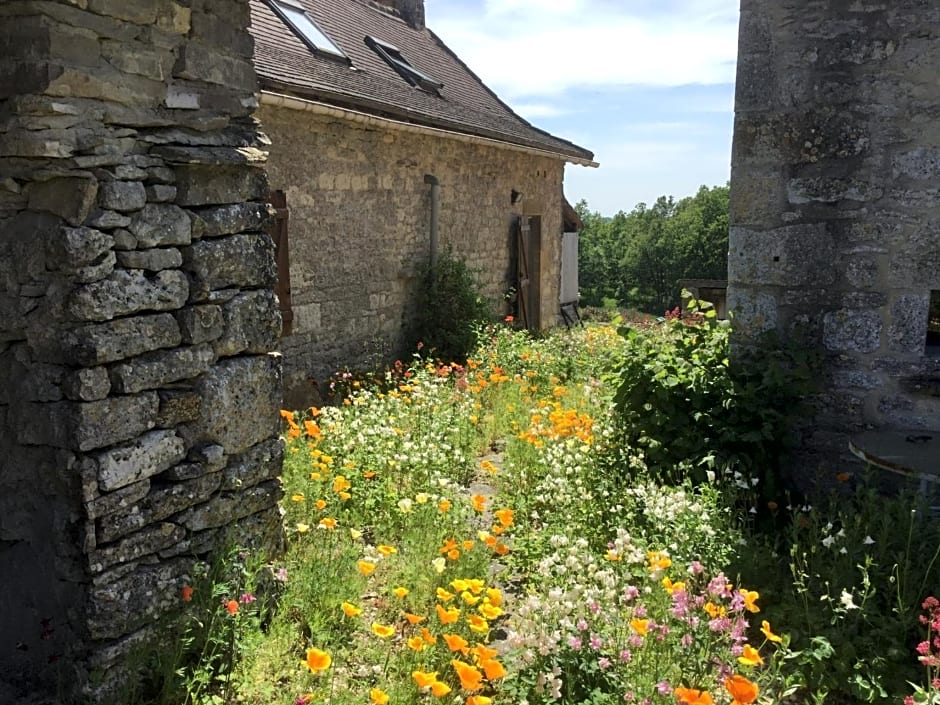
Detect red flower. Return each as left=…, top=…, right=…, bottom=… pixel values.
left=181, top=585, right=194, bottom=602
left=224, top=600, right=239, bottom=615
left=504, top=315, right=514, bottom=322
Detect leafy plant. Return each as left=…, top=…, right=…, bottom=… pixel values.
left=411, top=249, right=494, bottom=362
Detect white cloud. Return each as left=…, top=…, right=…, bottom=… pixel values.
left=428, top=0, right=738, bottom=99
left=512, top=102, right=572, bottom=119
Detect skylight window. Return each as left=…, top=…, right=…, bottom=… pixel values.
left=270, top=0, right=345, bottom=58
left=365, top=36, right=443, bottom=94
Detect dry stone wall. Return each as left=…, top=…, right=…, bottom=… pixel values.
left=0, top=1, right=283, bottom=701
left=260, top=104, right=565, bottom=407
left=729, top=1, right=940, bottom=474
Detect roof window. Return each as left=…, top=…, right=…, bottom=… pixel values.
left=365, top=36, right=443, bottom=94
left=270, top=0, right=346, bottom=58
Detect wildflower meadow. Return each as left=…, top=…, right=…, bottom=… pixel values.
left=137, top=314, right=940, bottom=705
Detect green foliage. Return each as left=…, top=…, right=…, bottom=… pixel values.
left=411, top=249, right=494, bottom=362
left=611, top=299, right=817, bottom=499
left=577, top=185, right=729, bottom=315
left=738, top=477, right=940, bottom=702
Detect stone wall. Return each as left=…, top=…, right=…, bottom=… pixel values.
left=729, top=1, right=940, bottom=473
left=0, top=1, right=283, bottom=701
left=259, top=103, right=566, bottom=406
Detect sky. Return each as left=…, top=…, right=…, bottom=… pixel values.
left=424, top=0, right=740, bottom=216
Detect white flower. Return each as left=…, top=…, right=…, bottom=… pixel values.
left=397, top=498, right=413, bottom=513
left=863, top=535, right=875, bottom=545
left=839, top=547, right=847, bottom=554
left=822, top=535, right=835, bottom=548
left=431, top=556, right=446, bottom=574
left=840, top=590, right=859, bottom=610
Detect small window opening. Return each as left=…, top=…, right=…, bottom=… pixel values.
left=927, top=290, right=940, bottom=356
left=269, top=0, right=346, bottom=59
left=365, top=35, right=443, bottom=94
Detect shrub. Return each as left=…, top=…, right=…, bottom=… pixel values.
left=610, top=297, right=817, bottom=501
left=411, top=249, right=494, bottom=362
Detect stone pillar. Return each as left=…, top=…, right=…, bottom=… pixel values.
left=729, top=1, right=940, bottom=474
left=0, top=1, right=283, bottom=701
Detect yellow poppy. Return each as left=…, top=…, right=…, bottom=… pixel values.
left=302, top=648, right=331, bottom=673
left=371, top=622, right=395, bottom=638
left=341, top=602, right=362, bottom=617
left=436, top=604, right=460, bottom=624
left=370, top=688, right=389, bottom=705
left=760, top=620, right=782, bottom=643
left=737, top=644, right=764, bottom=666
left=357, top=560, right=376, bottom=576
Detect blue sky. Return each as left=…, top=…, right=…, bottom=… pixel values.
left=425, top=0, right=740, bottom=216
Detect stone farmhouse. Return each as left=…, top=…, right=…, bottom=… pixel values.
left=248, top=0, right=596, bottom=405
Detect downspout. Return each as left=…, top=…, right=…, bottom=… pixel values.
left=424, top=174, right=440, bottom=271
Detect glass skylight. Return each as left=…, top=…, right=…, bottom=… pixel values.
left=271, top=0, right=345, bottom=57
left=365, top=36, right=443, bottom=93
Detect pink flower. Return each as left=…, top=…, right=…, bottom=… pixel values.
left=239, top=592, right=256, bottom=604
left=656, top=681, right=672, bottom=695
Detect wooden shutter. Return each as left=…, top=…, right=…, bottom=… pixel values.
left=268, top=190, right=293, bottom=336
left=514, top=216, right=531, bottom=330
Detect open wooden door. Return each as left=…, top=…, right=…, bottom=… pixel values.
left=268, top=190, right=293, bottom=336
left=513, top=215, right=541, bottom=331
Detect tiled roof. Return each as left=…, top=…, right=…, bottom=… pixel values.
left=248, top=0, right=595, bottom=163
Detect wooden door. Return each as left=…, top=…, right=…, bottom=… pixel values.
left=268, top=190, right=293, bottom=336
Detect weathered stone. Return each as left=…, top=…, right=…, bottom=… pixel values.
left=221, top=438, right=283, bottom=491
left=27, top=176, right=97, bottom=226
left=174, top=165, right=267, bottom=206
left=98, top=472, right=222, bottom=543
left=214, top=289, right=280, bottom=357
left=85, top=478, right=150, bottom=520
left=101, top=40, right=167, bottom=81
left=728, top=224, right=835, bottom=287
left=63, top=367, right=111, bottom=402
left=193, top=202, right=271, bottom=237
left=156, top=2, right=191, bottom=35
left=145, top=184, right=177, bottom=203
left=68, top=313, right=181, bottom=366
left=15, top=393, right=159, bottom=451
left=157, top=526, right=220, bottom=559
left=823, top=309, right=883, bottom=353
left=787, top=177, right=882, bottom=204
left=49, top=226, right=114, bottom=268
left=128, top=203, right=192, bottom=248
left=97, top=180, right=147, bottom=212
left=116, top=247, right=183, bottom=271
left=190, top=443, right=226, bottom=471
left=183, top=233, right=276, bottom=300
left=108, top=344, right=215, bottom=394
left=86, top=209, right=131, bottom=229
left=95, top=429, right=186, bottom=492
left=150, top=145, right=267, bottom=165
left=188, top=354, right=280, bottom=455
left=176, top=304, right=224, bottom=344
left=111, top=228, right=137, bottom=250
left=88, top=522, right=186, bottom=573
left=153, top=388, right=201, bottom=428
left=145, top=166, right=176, bottom=184
left=172, top=43, right=256, bottom=90
left=19, top=363, right=65, bottom=402
left=68, top=269, right=189, bottom=321
left=75, top=393, right=159, bottom=451
left=177, top=480, right=281, bottom=532
left=888, top=294, right=929, bottom=354
left=892, top=148, right=940, bottom=180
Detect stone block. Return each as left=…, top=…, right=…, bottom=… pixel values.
left=85, top=477, right=150, bottom=520
left=176, top=304, right=224, bottom=344
left=94, top=429, right=186, bottom=491
left=214, top=290, right=280, bottom=357
left=726, top=288, right=779, bottom=336
left=888, top=293, right=929, bottom=354
left=189, top=354, right=280, bottom=455
left=823, top=309, right=883, bottom=353
left=68, top=313, right=181, bottom=365
left=194, top=202, right=271, bottom=237
left=27, top=176, right=98, bottom=226
left=787, top=177, right=882, bottom=204
left=63, top=367, right=111, bottom=402
left=88, top=522, right=186, bottom=576
left=74, top=392, right=159, bottom=451
left=172, top=43, right=256, bottom=91
left=87, top=209, right=131, bottom=229
left=86, top=0, right=158, bottom=25
left=50, top=226, right=115, bottom=269
left=145, top=184, right=177, bottom=203
left=128, top=203, right=192, bottom=248
left=156, top=2, right=191, bottom=34
left=97, top=180, right=147, bottom=212
left=178, top=480, right=281, bottom=532
left=154, top=388, right=201, bottom=428
left=68, top=269, right=189, bottom=322
left=97, top=472, right=222, bottom=543
left=183, top=233, right=276, bottom=300
left=893, top=148, right=940, bottom=180
left=101, top=40, right=167, bottom=81
left=728, top=224, right=834, bottom=287
left=174, top=165, right=267, bottom=206
left=108, top=343, right=215, bottom=393
left=220, top=437, right=284, bottom=491
left=111, top=229, right=137, bottom=250
left=116, top=247, right=183, bottom=271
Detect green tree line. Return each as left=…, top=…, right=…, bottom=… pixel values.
left=577, top=184, right=729, bottom=315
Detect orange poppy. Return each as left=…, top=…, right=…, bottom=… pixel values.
left=436, top=604, right=460, bottom=624
left=674, top=687, right=714, bottom=705
left=451, top=659, right=484, bottom=691
left=724, top=675, right=759, bottom=705
left=480, top=658, right=506, bottom=680
left=225, top=600, right=239, bottom=615
left=443, top=633, right=469, bottom=653
left=303, top=648, right=331, bottom=673
left=404, top=612, right=425, bottom=625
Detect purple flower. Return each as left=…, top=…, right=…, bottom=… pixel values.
left=568, top=636, right=582, bottom=650
left=619, top=649, right=632, bottom=663
left=623, top=585, right=639, bottom=602
left=598, top=657, right=611, bottom=670
left=689, top=561, right=704, bottom=575
left=577, top=618, right=589, bottom=631
left=656, top=681, right=672, bottom=695
left=589, top=634, right=602, bottom=650
left=633, top=605, right=647, bottom=618
left=681, top=633, right=694, bottom=647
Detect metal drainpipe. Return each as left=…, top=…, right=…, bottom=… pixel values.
left=424, top=174, right=440, bottom=271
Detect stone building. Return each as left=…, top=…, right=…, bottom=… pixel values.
left=0, top=1, right=282, bottom=701
left=729, top=2, right=940, bottom=477
left=249, top=0, right=596, bottom=405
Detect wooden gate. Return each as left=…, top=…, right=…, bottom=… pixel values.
left=512, top=215, right=541, bottom=331
left=268, top=190, right=293, bottom=336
